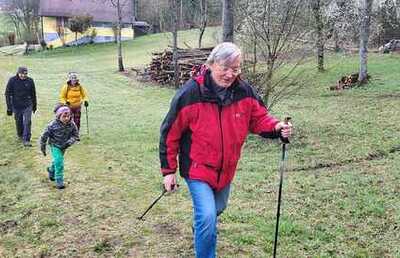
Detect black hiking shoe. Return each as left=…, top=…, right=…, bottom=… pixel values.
left=55, top=184, right=65, bottom=190
left=55, top=180, right=65, bottom=189
left=23, top=141, right=32, bottom=147
left=47, top=167, right=55, bottom=181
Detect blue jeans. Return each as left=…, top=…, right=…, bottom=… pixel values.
left=13, top=105, right=32, bottom=142
left=185, top=179, right=231, bottom=258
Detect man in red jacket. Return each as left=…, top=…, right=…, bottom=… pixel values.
left=160, top=42, right=292, bottom=258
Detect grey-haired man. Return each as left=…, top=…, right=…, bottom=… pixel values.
left=5, top=66, right=37, bottom=147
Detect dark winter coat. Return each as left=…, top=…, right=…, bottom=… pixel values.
left=40, top=119, right=79, bottom=150
left=160, top=70, right=280, bottom=191
left=5, top=74, right=37, bottom=111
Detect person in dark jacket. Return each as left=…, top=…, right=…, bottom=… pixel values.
left=40, top=105, right=79, bottom=189
left=4, top=66, right=37, bottom=147
left=159, top=42, right=292, bottom=258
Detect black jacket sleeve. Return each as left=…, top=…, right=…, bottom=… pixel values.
left=31, top=79, right=37, bottom=111
left=5, top=78, right=13, bottom=111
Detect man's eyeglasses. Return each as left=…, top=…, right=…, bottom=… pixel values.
left=216, top=63, right=241, bottom=76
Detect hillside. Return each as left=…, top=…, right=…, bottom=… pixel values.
left=0, top=29, right=399, bottom=257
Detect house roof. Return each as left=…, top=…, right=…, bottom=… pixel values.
left=39, top=0, right=134, bottom=23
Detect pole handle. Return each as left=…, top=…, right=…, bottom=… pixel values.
left=280, top=117, right=291, bottom=144
left=162, top=183, right=180, bottom=192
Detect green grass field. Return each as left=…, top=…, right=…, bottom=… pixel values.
left=1, top=29, right=399, bottom=257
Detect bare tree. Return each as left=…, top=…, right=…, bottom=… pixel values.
left=169, top=0, right=180, bottom=88
left=184, top=0, right=209, bottom=47
left=237, top=0, right=311, bottom=109
left=310, top=0, right=325, bottom=71
left=116, top=0, right=124, bottom=71
left=136, top=0, right=221, bottom=33
left=222, top=0, right=234, bottom=42
left=108, top=0, right=130, bottom=71
left=4, top=0, right=40, bottom=50
left=327, top=0, right=360, bottom=51
left=198, top=0, right=208, bottom=47
left=375, top=0, right=400, bottom=44
left=358, top=0, right=373, bottom=83
left=132, top=0, right=138, bottom=20
left=180, top=0, right=184, bottom=28
left=136, top=0, right=169, bottom=32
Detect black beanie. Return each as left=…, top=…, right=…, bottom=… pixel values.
left=17, top=66, right=28, bottom=74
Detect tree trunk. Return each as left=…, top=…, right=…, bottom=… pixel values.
left=34, top=18, right=41, bottom=46
left=264, top=59, right=275, bottom=108
left=117, top=0, right=125, bottom=72
left=311, top=0, right=324, bottom=71
left=171, top=0, right=180, bottom=88
left=10, top=16, right=21, bottom=39
left=198, top=0, right=207, bottom=48
left=253, top=34, right=257, bottom=73
left=333, top=30, right=340, bottom=52
left=132, top=0, right=137, bottom=20
left=180, top=0, right=184, bottom=29
left=222, top=0, right=234, bottom=42
left=358, top=0, right=373, bottom=83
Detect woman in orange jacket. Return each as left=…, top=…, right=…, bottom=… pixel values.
left=59, top=72, right=89, bottom=131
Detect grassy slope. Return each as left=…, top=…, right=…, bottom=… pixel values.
left=1, top=28, right=399, bottom=257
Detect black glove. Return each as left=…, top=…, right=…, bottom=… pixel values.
left=41, top=145, right=46, bottom=156
left=6, top=110, right=12, bottom=116
left=66, top=101, right=70, bottom=106
left=84, top=101, right=89, bottom=107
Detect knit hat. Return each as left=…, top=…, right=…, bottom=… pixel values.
left=53, top=103, right=65, bottom=114
left=55, top=106, right=71, bottom=118
left=67, top=72, right=79, bottom=82
left=17, top=66, right=28, bottom=74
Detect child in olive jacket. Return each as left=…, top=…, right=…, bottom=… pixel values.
left=40, top=105, right=79, bottom=189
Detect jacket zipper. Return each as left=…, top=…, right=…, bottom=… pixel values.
left=217, top=105, right=224, bottom=184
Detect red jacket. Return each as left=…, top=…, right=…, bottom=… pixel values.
left=160, top=70, right=279, bottom=190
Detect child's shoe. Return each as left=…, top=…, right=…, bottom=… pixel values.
left=47, top=167, right=55, bottom=181
left=55, top=180, right=65, bottom=189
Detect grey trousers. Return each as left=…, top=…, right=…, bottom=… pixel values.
left=13, top=105, right=32, bottom=142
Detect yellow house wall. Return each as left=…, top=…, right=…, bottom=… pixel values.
left=42, top=16, right=134, bottom=48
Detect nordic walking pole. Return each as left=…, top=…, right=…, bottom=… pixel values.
left=137, top=188, right=167, bottom=220
left=273, top=117, right=291, bottom=258
left=137, top=184, right=178, bottom=221
left=85, top=105, right=89, bottom=136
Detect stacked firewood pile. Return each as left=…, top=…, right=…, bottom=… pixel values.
left=330, top=73, right=371, bottom=90
left=148, top=47, right=213, bottom=85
